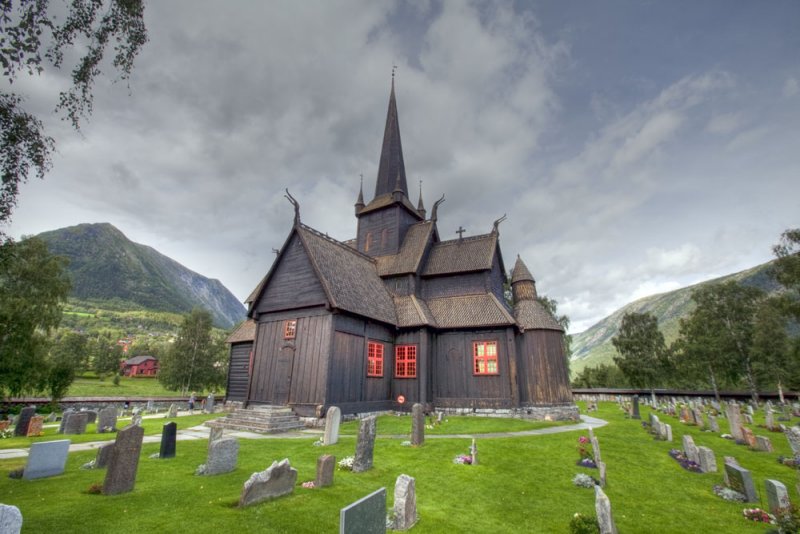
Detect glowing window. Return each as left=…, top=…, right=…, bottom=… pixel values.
left=473, top=341, right=498, bottom=375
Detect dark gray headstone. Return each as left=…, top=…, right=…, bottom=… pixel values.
left=726, top=404, right=743, bottom=441
left=239, top=458, right=297, bottom=507
left=392, top=474, right=417, bottom=531
left=725, top=463, right=757, bottom=502
left=84, top=410, right=97, bottom=424
left=58, top=409, right=75, bottom=434
left=697, top=446, right=717, bottom=473
left=14, top=407, right=35, bottom=437
left=411, top=403, right=424, bottom=446
left=103, top=424, right=145, bottom=495
left=324, top=406, right=342, bottom=446
left=316, top=454, right=335, bottom=488
left=95, top=442, right=114, bottom=469
left=340, top=487, right=386, bottom=534
left=766, top=479, right=790, bottom=512
left=0, top=504, right=22, bottom=534
left=755, top=435, right=773, bottom=452
left=23, top=440, right=70, bottom=480
left=353, top=416, right=377, bottom=473
left=708, top=414, right=720, bottom=433
left=64, top=412, right=88, bottom=435
left=785, top=427, right=800, bottom=455
left=196, top=436, right=239, bottom=476
left=597, top=461, right=607, bottom=488
left=205, top=393, right=215, bottom=413
left=159, top=422, right=177, bottom=459
left=167, top=404, right=178, bottom=418
left=766, top=409, right=776, bottom=431
left=208, top=426, right=224, bottom=451
left=682, top=435, right=699, bottom=464
left=97, top=406, right=117, bottom=433
left=631, top=395, right=640, bottom=419
left=595, top=485, right=618, bottom=534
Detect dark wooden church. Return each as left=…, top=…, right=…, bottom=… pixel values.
left=226, top=81, right=577, bottom=420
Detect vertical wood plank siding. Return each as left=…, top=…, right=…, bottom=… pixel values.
left=257, top=234, right=327, bottom=313
left=519, top=330, right=573, bottom=404
left=226, top=342, right=251, bottom=401
left=357, top=205, right=419, bottom=257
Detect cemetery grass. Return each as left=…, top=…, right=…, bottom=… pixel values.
left=0, top=404, right=795, bottom=533
left=65, top=376, right=200, bottom=398
left=339, top=414, right=574, bottom=436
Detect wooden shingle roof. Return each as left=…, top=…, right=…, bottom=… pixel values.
left=422, top=233, right=498, bottom=276
left=358, top=192, right=422, bottom=218
left=376, top=221, right=434, bottom=276
left=226, top=319, right=256, bottom=344
left=426, top=293, right=515, bottom=328
left=511, top=255, right=535, bottom=284
left=514, top=300, right=564, bottom=332
left=394, top=295, right=438, bottom=327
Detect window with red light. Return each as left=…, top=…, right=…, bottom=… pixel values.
left=284, top=319, right=297, bottom=339
left=395, top=345, right=417, bottom=378
left=473, top=341, right=498, bottom=375
left=367, top=341, right=384, bottom=377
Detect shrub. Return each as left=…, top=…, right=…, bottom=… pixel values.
left=773, top=504, right=800, bottom=533
left=569, top=513, right=600, bottom=534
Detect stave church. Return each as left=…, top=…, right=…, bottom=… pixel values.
left=225, top=79, right=577, bottom=421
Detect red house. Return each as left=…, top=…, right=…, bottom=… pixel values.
left=120, top=355, right=159, bottom=377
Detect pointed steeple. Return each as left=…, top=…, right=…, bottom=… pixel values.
left=355, top=174, right=365, bottom=214
left=417, top=180, right=426, bottom=219
left=374, top=75, right=408, bottom=199
left=511, top=255, right=537, bottom=303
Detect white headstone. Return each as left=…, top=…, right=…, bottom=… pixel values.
left=323, top=406, right=342, bottom=446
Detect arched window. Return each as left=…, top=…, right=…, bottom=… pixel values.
left=365, top=232, right=373, bottom=252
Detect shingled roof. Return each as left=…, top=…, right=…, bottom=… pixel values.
left=376, top=221, right=434, bottom=276
left=394, top=295, right=438, bottom=327
left=514, top=300, right=564, bottom=332
left=358, top=192, right=422, bottom=218
left=226, top=319, right=256, bottom=344
left=123, top=355, right=157, bottom=365
left=296, top=225, right=397, bottom=325
left=426, top=293, right=515, bottom=328
left=375, top=78, right=407, bottom=199
left=511, top=255, right=535, bottom=284
left=422, top=233, right=498, bottom=276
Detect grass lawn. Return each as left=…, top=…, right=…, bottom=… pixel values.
left=339, top=414, right=574, bottom=435
left=65, top=377, right=213, bottom=398
left=0, top=402, right=796, bottom=533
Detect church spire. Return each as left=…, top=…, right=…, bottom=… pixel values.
left=511, top=255, right=537, bottom=303
left=374, top=72, right=408, bottom=199
left=354, top=174, right=365, bottom=214
left=417, top=180, right=426, bottom=219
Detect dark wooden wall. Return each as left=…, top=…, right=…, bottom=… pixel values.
left=226, top=342, right=251, bottom=402
left=256, top=234, right=327, bottom=314
left=432, top=329, right=513, bottom=408
left=357, top=204, right=420, bottom=257
left=422, top=272, right=487, bottom=299
left=517, top=329, right=572, bottom=404
left=248, top=313, right=332, bottom=407
left=488, top=253, right=507, bottom=304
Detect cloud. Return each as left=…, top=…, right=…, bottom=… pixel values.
left=783, top=76, right=799, bottom=97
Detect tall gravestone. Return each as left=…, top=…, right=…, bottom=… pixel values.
left=316, top=454, right=335, bottom=488
left=239, top=458, right=297, bottom=507
left=167, top=404, right=178, bottom=418
left=353, top=416, right=377, bottom=473
left=323, top=406, right=342, bottom=446
left=785, top=427, right=800, bottom=455
left=340, top=487, right=386, bottom=534
left=0, top=504, right=22, bottom=534
left=58, top=409, right=75, bottom=434
left=84, top=410, right=98, bottom=424
left=631, top=395, right=640, bottom=420
left=696, top=446, right=717, bottom=473
left=95, top=442, right=114, bottom=469
left=755, top=436, right=773, bottom=452
left=103, top=424, right=145, bottom=495
left=595, top=485, right=618, bottom=534
left=205, top=393, right=215, bottom=413
left=97, top=406, right=117, bottom=433
left=765, top=479, right=790, bottom=512
left=708, top=414, right=720, bottom=433
left=392, top=474, right=417, bottom=531
left=597, top=461, right=607, bottom=488
left=682, top=435, right=699, bottom=464
left=411, top=403, right=425, bottom=446
left=591, top=435, right=602, bottom=463
left=14, top=407, right=35, bottom=437
left=208, top=426, right=224, bottom=451
left=725, top=463, right=758, bottom=502
left=159, top=422, right=177, bottom=459
left=64, top=412, right=89, bottom=435
left=196, top=437, right=239, bottom=476
left=23, top=440, right=70, bottom=480
left=26, top=416, right=44, bottom=437
left=726, top=404, right=744, bottom=441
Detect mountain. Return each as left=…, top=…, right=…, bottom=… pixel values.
left=36, top=223, right=246, bottom=329
left=569, top=260, right=784, bottom=376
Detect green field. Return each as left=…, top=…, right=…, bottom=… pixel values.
left=64, top=377, right=216, bottom=398
left=0, top=402, right=796, bottom=533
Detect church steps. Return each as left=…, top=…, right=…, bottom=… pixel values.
left=205, top=405, right=306, bottom=434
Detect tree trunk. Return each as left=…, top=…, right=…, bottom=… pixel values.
left=743, top=359, right=759, bottom=404
left=778, top=380, right=785, bottom=404
left=650, top=388, right=657, bottom=407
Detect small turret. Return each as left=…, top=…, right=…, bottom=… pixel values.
left=417, top=181, right=426, bottom=219
left=355, top=176, right=365, bottom=215
left=511, top=255, right=537, bottom=304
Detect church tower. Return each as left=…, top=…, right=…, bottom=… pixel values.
left=355, top=77, right=424, bottom=257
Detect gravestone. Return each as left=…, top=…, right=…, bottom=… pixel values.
left=722, top=456, right=739, bottom=485
left=208, top=426, right=224, bottom=451
left=353, top=416, right=377, bottom=473
left=649, top=413, right=660, bottom=432
left=785, top=427, right=800, bottom=455
left=392, top=474, right=417, bottom=531
left=103, top=424, right=145, bottom=495
left=196, top=436, right=239, bottom=476
left=743, top=414, right=754, bottom=425
left=26, top=416, right=44, bottom=437
left=132, top=414, right=142, bottom=427
left=95, top=442, right=114, bottom=469
left=159, top=422, right=177, bottom=459
left=23, top=440, right=70, bottom=480
left=631, top=395, right=640, bottom=419
left=765, top=410, right=776, bottom=431
left=58, top=409, right=75, bottom=434
left=146, top=400, right=154, bottom=412
left=693, top=408, right=705, bottom=429
left=84, top=410, right=97, bottom=424
left=682, top=434, right=699, bottom=464
left=726, top=404, right=743, bottom=441
left=597, top=460, right=607, bottom=488
left=470, top=438, right=479, bottom=466
left=340, top=487, right=386, bottom=534
left=663, top=423, right=673, bottom=442
left=205, top=393, right=215, bottom=413
left=765, top=479, right=790, bottom=512
left=746, top=404, right=755, bottom=416
left=323, top=406, right=342, bottom=446
left=315, top=454, right=335, bottom=488
left=725, top=463, right=758, bottom=502
left=741, top=427, right=757, bottom=448
left=239, top=458, right=297, bottom=507
left=411, top=403, right=425, bottom=446
left=167, top=404, right=178, bottom=418
left=708, top=414, right=720, bottom=433
left=680, top=407, right=691, bottom=423
left=591, top=435, right=602, bottom=463
left=0, top=504, right=22, bottom=534
left=97, top=406, right=117, bottom=433
left=755, top=436, right=773, bottom=452
left=64, top=412, right=88, bottom=435
left=437, top=411, right=443, bottom=424
left=14, top=407, right=35, bottom=437
left=46, top=412, right=57, bottom=423
left=696, top=446, right=717, bottom=473
left=594, top=485, right=618, bottom=534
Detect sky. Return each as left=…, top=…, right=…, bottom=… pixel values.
left=4, top=1, right=799, bottom=333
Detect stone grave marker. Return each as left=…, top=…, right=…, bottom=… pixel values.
left=392, top=474, right=417, bottom=531
left=26, top=415, right=44, bottom=437
left=743, top=414, right=754, bottom=425
left=663, top=423, right=673, bottom=442
left=196, top=436, right=239, bottom=476
left=722, top=456, right=739, bottom=485
left=239, top=458, right=297, bottom=507
left=680, top=407, right=691, bottom=423
left=742, top=427, right=757, bottom=448
left=132, top=413, right=142, bottom=426
left=323, top=406, right=342, bottom=446
left=103, top=424, right=145, bottom=495
left=597, top=460, right=607, bottom=488
left=470, top=438, right=479, bottom=465
left=0, top=421, right=9, bottom=432
left=14, top=407, right=35, bottom=437
left=631, top=395, right=640, bottom=419
left=682, top=434, right=699, bottom=464
left=0, top=504, right=22, bottom=534
left=785, top=427, right=800, bottom=455
left=746, top=404, right=755, bottom=416
left=46, top=412, right=57, bottom=423
left=205, top=393, right=215, bottom=413
left=725, top=463, right=758, bottom=502
left=765, top=409, right=776, bottom=431
left=97, top=406, right=117, bottom=433
left=167, top=403, right=178, bottom=418
left=353, top=416, right=377, bottom=472
left=340, top=487, right=386, bottom=534
left=58, top=409, right=74, bottom=434
left=22, top=440, right=70, bottom=480
left=315, top=454, right=335, bottom=488
left=649, top=413, right=660, bottom=432
left=95, top=442, right=114, bottom=469
left=437, top=411, right=443, bottom=424
left=765, top=479, right=790, bottom=512
left=208, top=426, right=224, bottom=450
left=411, top=403, right=425, bottom=446
left=64, top=412, right=89, bottom=435
left=726, top=404, right=743, bottom=441
left=696, top=446, right=717, bottom=473
left=755, top=436, right=773, bottom=452
left=708, top=414, right=720, bottom=433
left=591, top=435, right=602, bottom=463
left=84, top=410, right=97, bottom=424
left=159, top=422, right=177, bottom=459
left=693, top=408, right=705, bottom=429
left=595, top=485, right=618, bottom=534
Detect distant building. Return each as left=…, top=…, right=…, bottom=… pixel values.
left=120, top=355, right=159, bottom=377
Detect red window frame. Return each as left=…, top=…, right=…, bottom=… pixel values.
left=473, top=341, right=498, bottom=375
left=367, top=341, right=384, bottom=377
left=395, top=345, right=417, bottom=378
left=284, top=319, right=297, bottom=340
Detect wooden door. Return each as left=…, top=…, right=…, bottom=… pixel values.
left=273, top=346, right=295, bottom=404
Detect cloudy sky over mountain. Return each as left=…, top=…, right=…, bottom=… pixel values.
left=5, top=1, right=799, bottom=332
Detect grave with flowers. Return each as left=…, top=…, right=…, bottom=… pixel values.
left=576, top=435, right=597, bottom=469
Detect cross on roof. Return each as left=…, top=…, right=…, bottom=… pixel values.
left=456, top=226, right=466, bottom=239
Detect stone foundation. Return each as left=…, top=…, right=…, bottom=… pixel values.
left=435, top=404, right=580, bottom=422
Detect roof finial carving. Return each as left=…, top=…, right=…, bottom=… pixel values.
left=431, top=194, right=445, bottom=222
left=355, top=174, right=365, bottom=214
left=456, top=226, right=466, bottom=242
left=492, top=214, right=507, bottom=235
left=284, top=188, right=300, bottom=225
left=417, top=179, right=426, bottom=219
